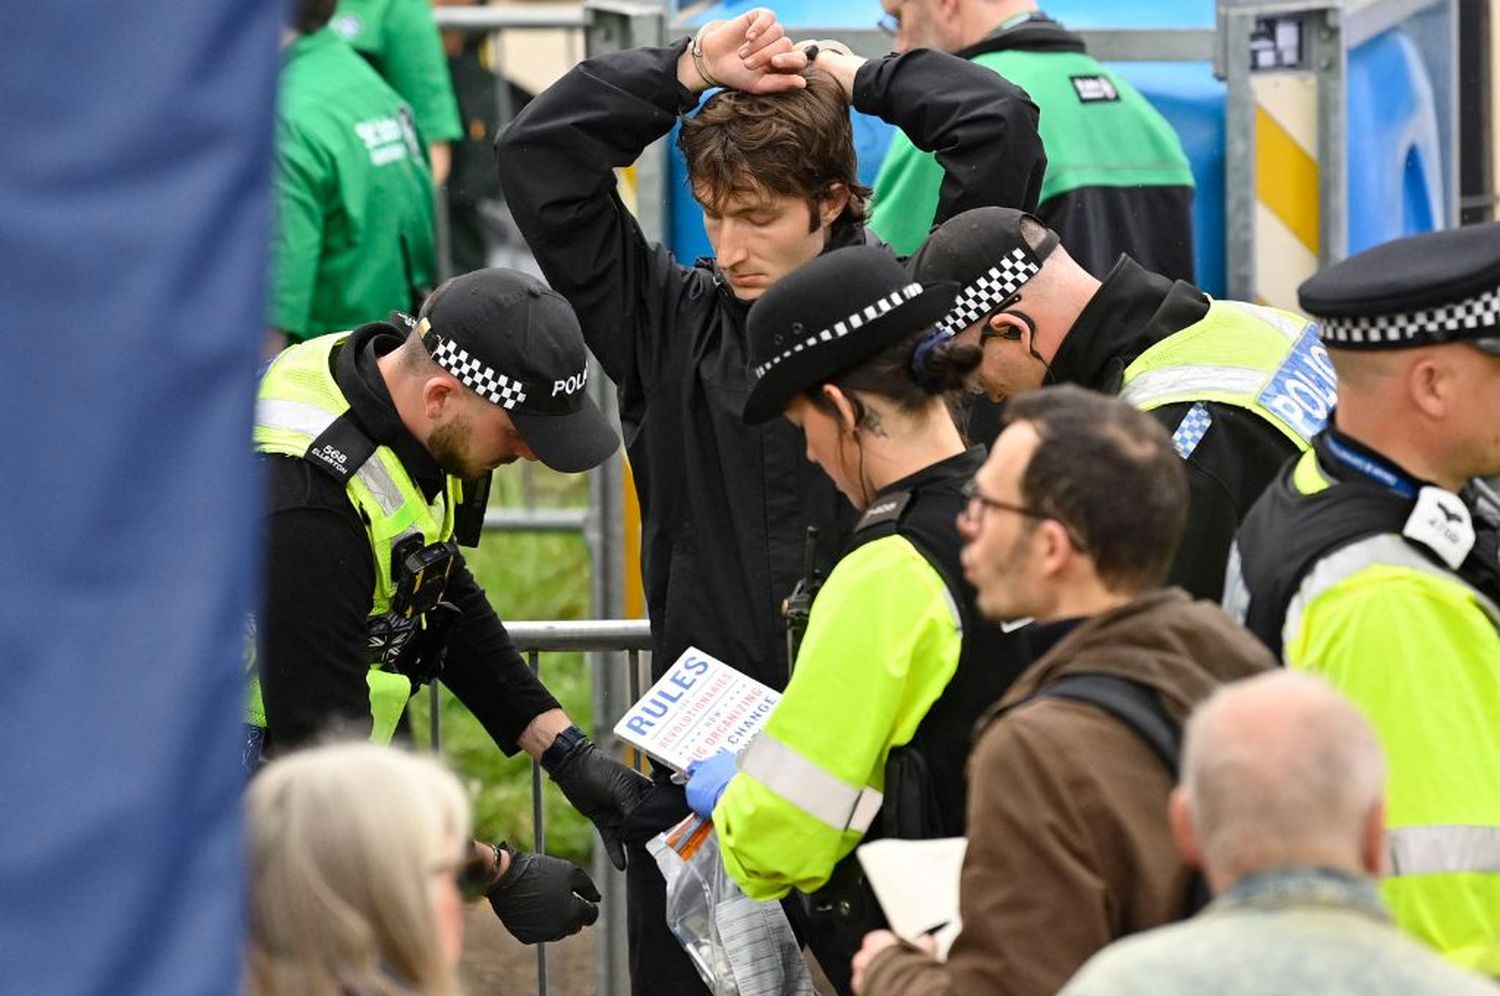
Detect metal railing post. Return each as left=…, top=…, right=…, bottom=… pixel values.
left=529, top=648, right=549, bottom=996
left=504, top=621, right=652, bottom=996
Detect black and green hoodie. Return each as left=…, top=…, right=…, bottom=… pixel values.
left=871, top=14, right=1197, bottom=282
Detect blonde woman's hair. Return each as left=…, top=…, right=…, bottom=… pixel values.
left=246, top=741, right=472, bottom=996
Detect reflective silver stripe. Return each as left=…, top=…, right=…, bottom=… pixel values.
left=739, top=732, right=883, bottom=834
left=258, top=398, right=408, bottom=516
left=1282, top=534, right=1500, bottom=651
left=355, top=456, right=408, bottom=517
left=1118, top=365, right=1266, bottom=410
left=937, top=581, right=963, bottom=637
left=1388, top=825, right=1500, bottom=877
left=255, top=398, right=337, bottom=440
left=1222, top=541, right=1250, bottom=624
left=1214, top=300, right=1306, bottom=343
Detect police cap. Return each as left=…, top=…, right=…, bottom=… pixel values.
left=415, top=268, right=619, bottom=473
left=1301, top=222, right=1500, bottom=354
left=742, top=246, right=957, bottom=424
left=906, top=207, right=1060, bottom=337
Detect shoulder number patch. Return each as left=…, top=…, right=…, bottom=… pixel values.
left=1070, top=75, right=1120, bottom=103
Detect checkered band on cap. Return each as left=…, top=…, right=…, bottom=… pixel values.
left=1320, top=281, right=1500, bottom=345
left=424, top=326, right=529, bottom=409
left=753, top=282, right=925, bottom=379
left=936, top=248, right=1041, bottom=336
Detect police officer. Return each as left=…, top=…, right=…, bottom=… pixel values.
left=912, top=206, right=1331, bottom=599
left=1225, top=223, right=1500, bottom=972
left=253, top=267, right=651, bottom=943
left=683, top=247, right=1033, bottom=995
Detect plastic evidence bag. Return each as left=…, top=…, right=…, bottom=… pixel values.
left=648, top=814, right=816, bottom=996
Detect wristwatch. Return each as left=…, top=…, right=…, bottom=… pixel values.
left=540, top=724, right=588, bottom=775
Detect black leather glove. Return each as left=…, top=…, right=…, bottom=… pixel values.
left=547, top=733, right=652, bottom=871
left=486, top=844, right=601, bottom=944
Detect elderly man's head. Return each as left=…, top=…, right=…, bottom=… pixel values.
left=879, top=0, right=1040, bottom=54
left=1171, top=671, right=1386, bottom=893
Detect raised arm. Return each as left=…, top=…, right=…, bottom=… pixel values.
left=843, top=47, right=1045, bottom=229
left=496, top=10, right=804, bottom=397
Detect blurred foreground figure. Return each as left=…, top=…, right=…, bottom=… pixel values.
left=246, top=741, right=471, bottom=996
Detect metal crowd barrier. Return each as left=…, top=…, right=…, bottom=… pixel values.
left=423, top=6, right=662, bottom=992
left=442, top=619, right=652, bottom=996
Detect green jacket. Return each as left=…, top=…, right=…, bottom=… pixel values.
left=332, top=0, right=463, bottom=144
left=871, top=14, right=1195, bottom=280
left=270, top=29, right=436, bottom=341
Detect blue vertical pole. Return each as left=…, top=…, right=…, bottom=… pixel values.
left=0, top=2, right=281, bottom=993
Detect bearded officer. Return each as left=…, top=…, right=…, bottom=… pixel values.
left=252, top=267, right=651, bottom=942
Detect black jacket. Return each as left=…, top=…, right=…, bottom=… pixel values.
left=498, top=42, right=1043, bottom=688
left=259, top=325, right=559, bottom=754
left=1051, top=258, right=1302, bottom=600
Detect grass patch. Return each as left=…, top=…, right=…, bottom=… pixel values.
left=407, top=466, right=596, bottom=864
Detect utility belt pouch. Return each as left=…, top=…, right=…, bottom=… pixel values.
left=881, top=746, right=944, bottom=841
left=800, top=745, right=941, bottom=968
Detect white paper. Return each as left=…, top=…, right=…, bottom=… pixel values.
left=857, top=837, right=968, bottom=960
left=613, top=647, right=781, bottom=773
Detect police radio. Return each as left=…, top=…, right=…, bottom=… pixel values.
left=783, top=526, right=824, bottom=673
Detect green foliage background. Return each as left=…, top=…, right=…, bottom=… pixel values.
left=406, top=467, right=596, bottom=865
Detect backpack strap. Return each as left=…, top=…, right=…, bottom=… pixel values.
left=1037, top=673, right=1181, bottom=772
left=1031, top=672, right=1212, bottom=914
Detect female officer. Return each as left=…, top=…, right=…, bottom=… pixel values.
left=684, top=246, right=1035, bottom=993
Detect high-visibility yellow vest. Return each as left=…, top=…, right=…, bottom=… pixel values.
left=1228, top=446, right=1500, bottom=972
left=1120, top=300, right=1334, bottom=449
left=250, top=333, right=460, bottom=743
left=715, top=534, right=964, bottom=900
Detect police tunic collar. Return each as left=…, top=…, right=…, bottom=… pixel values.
left=1051, top=256, right=1211, bottom=391
left=335, top=322, right=446, bottom=500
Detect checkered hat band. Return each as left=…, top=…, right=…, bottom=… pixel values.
left=1321, top=281, right=1500, bottom=345
left=753, top=283, right=925, bottom=379
left=936, top=248, right=1040, bottom=336
left=427, top=332, right=529, bottom=410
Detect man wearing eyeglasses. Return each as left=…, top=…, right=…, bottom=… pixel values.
left=869, top=0, right=1195, bottom=283
left=852, top=385, right=1274, bottom=996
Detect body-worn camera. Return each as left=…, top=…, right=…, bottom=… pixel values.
left=368, top=537, right=464, bottom=686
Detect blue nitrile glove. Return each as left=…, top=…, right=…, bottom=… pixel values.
left=685, top=750, right=739, bottom=819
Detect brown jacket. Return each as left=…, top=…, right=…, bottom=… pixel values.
left=863, top=589, right=1274, bottom=996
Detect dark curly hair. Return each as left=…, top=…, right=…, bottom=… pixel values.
left=678, top=68, right=871, bottom=241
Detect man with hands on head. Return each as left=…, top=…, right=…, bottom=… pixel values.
left=499, top=9, right=1042, bottom=992
left=252, top=267, right=650, bottom=944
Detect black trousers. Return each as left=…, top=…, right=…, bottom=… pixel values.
left=620, top=779, right=714, bottom=995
